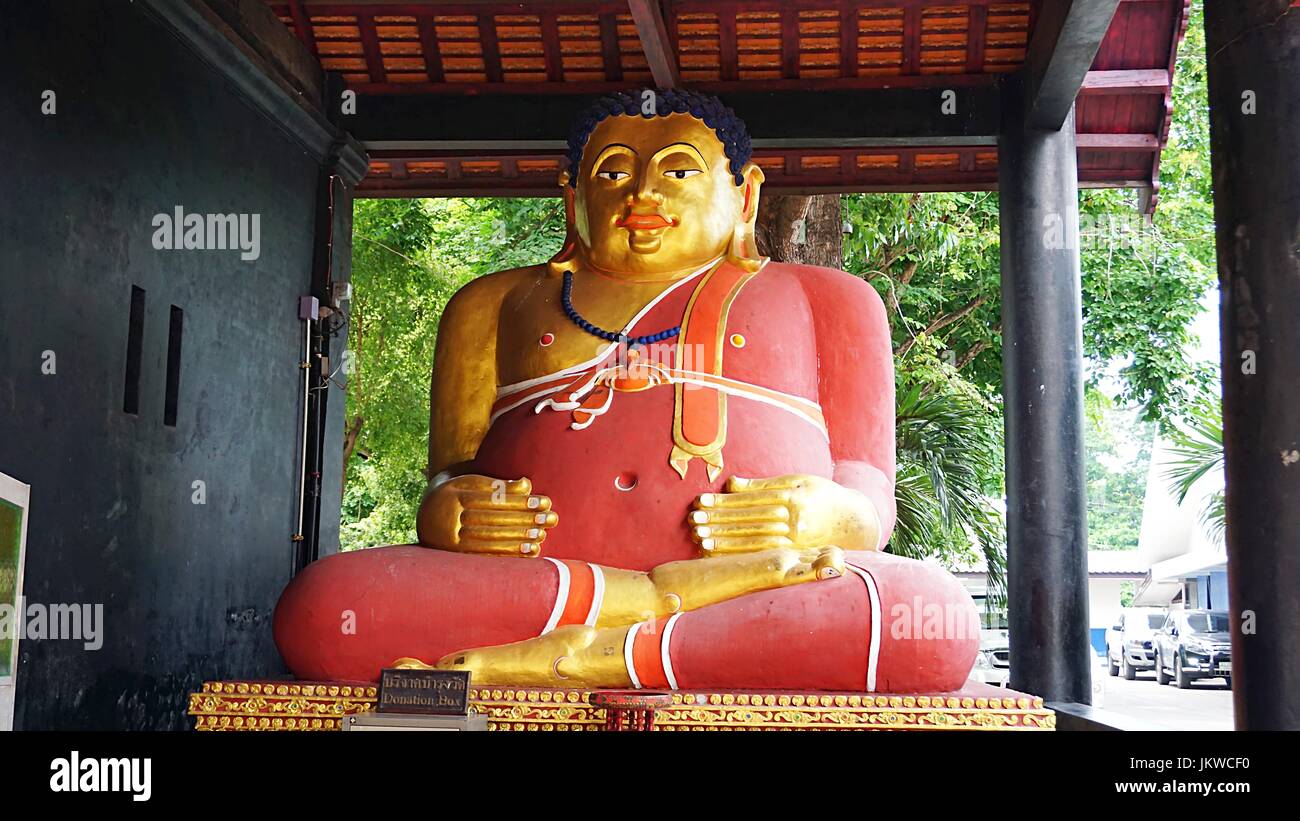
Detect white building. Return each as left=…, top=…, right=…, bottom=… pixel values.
left=1131, top=435, right=1227, bottom=610
left=951, top=550, right=1148, bottom=653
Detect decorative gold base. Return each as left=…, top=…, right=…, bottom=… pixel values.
left=188, top=680, right=1054, bottom=731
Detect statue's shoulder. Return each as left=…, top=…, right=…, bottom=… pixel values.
left=442, top=264, right=549, bottom=321
left=759, top=261, right=886, bottom=315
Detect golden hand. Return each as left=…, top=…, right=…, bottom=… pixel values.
left=416, top=475, right=557, bottom=557
left=688, top=474, right=880, bottom=555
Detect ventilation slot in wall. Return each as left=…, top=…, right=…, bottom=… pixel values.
left=123, top=285, right=146, bottom=414
left=164, top=305, right=183, bottom=427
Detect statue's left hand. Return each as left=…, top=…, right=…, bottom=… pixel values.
left=687, top=474, right=880, bottom=555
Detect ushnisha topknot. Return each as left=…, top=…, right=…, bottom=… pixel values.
left=566, top=89, right=753, bottom=188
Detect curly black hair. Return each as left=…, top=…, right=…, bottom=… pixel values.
left=565, top=89, right=753, bottom=188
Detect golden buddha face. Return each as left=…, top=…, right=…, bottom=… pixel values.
left=571, top=113, right=759, bottom=277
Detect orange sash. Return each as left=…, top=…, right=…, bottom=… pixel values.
left=669, top=259, right=759, bottom=480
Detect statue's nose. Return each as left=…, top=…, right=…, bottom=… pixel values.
left=628, top=173, right=664, bottom=206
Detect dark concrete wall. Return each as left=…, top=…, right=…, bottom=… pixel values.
left=0, top=1, right=332, bottom=728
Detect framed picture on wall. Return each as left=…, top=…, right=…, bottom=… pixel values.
left=0, top=471, right=30, bottom=687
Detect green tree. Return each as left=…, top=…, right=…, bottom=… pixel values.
left=892, top=337, right=1007, bottom=602
left=1085, top=393, right=1156, bottom=550
left=341, top=198, right=566, bottom=550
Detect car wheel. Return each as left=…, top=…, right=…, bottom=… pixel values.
left=1122, top=654, right=1137, bottom=681
left=1175, top=653, right=1191, bottom=689
left=1108, top=648, right=1119, bottom=677
left=1155, top=651, right=1170, bottom=685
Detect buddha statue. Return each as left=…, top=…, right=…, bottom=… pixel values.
left=274, top=89, right=978, bottom=693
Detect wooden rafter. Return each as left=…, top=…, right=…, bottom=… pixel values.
left=966, top=4, right=988, bottom=74
left=417, top=14, right=445, bottom=83
left=287, top=0, right=317, bottom=57
left=598, top=12, right=623, bottom=82
left=358, top=12, right=385, bottom=84
left=627, top=0, right=679, bottom=88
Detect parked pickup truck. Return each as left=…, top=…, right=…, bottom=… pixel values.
left=1153, top=609, right=1232, bottom=689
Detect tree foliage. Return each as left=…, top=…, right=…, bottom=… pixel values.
left=341, top=199, right=564, bottom=549
left=892, top=338, right=1007, bottom=602
left=1085, top=394, right=1155, bottom=551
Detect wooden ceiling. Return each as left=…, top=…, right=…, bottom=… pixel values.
left=266, top=1, right=1191, bottom=209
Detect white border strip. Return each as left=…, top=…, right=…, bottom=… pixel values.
left=660, top=613, right=683, bottom=690
left=671, top=373, right=829, bottom=441
left=490, top=386, right=566, bottom=427
left=540, top=557, right=570, bottom=635
left=584, top=564, right=606, bottom=627
left=624, top=621, right=648, bottom=689
left=490, top=368, right=830, bottom=437
left=846, top=563, right=882, bottom=692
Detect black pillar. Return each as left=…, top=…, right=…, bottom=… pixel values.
left=998, top=79, right=1092, bottom=703
left=1205, top=0, right=1300, bottom=731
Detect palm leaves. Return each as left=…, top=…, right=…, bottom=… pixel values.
left=892, top=383, right=1007, bottom=605
left=1162, top=399, right=1225, bottom=543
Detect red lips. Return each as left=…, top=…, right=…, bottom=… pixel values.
left=616, top=213, right=676, bottom=230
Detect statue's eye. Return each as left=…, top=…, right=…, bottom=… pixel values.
left=664, top=169, right=702, bottom=180
left=596, top=170, right=630, bottom=181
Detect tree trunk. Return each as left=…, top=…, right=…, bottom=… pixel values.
left=754, top=194, right=842, bottom=267
left=341, top=414, right=363, bottom=494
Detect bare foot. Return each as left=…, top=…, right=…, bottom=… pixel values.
left=435, top=625, right=629, bottom=688
left=783, top=546, right=845, bottom=583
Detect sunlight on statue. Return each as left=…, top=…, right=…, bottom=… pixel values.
left=274, top=90, right=978, bottom=693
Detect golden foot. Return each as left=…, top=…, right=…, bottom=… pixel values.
left=645, top=545, right=846, bottom=615
left=390, top=656, right=437, bottom=669
left=736, top=545, right=846, bottom=586
left=787, top=546, right=845, bottom=583
left=435, top=625, right=627, bottom=688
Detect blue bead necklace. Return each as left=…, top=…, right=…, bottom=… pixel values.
left=561, top=271, right=680, bottom=346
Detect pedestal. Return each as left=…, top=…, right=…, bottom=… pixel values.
left=188, top=680, right=1055, bottom=731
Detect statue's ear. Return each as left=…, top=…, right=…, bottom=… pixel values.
left=739, top=163, right=765, bottom=226
left=548, top=168, right=580, bottom=274
left=730, top=163, right=767, bottom=270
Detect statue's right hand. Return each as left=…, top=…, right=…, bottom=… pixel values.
left=416, top=475, right=556, bottom=557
